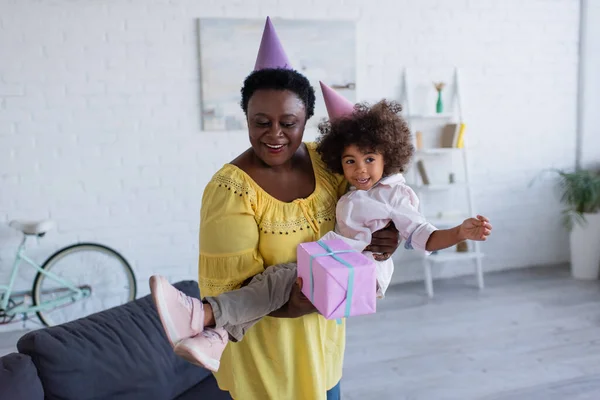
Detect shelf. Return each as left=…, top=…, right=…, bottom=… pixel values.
left=402, top=67, right=484, bottom=297
left=427, top=216, right=468, bottom=226
left=413, top=183, right=466, bottom=191
left=407, top=113, right=454, bottom=119
left=426, top=252, right=483, bottom=263
left=415, top=148, right=462, bottom=156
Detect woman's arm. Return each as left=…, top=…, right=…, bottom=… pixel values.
left=367, top=222, right=401, bottom=261
left=198, top=180, right=265, bottom=299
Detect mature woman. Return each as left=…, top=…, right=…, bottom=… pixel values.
left=198, top=19, right=399, bottom=400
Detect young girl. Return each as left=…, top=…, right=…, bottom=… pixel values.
left=149, top=85, right=492, bottom=372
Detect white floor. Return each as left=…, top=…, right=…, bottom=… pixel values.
left=343, top=264, right=600, bottom=399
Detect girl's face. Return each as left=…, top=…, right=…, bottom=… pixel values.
left=246, top=89, right=307, bottom=167
left=341, top=144, right=385, bottom=190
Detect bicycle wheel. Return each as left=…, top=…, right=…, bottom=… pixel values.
left=32, top=243, right=136, bottom=327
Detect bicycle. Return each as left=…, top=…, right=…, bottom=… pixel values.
left=0, top=219, right=137, bottom=327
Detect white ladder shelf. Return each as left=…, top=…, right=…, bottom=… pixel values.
left=400, top=67, right=484, bottom=298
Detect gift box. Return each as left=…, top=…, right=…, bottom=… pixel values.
left=297, top=239, right=376, bottom=320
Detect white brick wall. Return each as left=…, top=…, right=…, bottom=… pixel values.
left=0, top=0, right=581, bottom=329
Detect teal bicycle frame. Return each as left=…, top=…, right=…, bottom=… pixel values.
left=0, top=236, right=90, bottom=317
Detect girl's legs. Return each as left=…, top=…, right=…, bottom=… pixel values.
left=149, top=275, right=207, bottom=346
left=149, top=263, right=297, bottom=371
left=205, top=263, right=297, bottom=341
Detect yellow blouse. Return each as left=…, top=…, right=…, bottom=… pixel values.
left=198, top=142, right=348, bottom=400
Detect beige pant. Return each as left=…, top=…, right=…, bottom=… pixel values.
left=204, top=263, right=297, bottom=342
left=204, top=255, right=392, bottom=341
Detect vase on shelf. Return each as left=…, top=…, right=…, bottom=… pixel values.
left=416, top=131, right=423, bottom=150
left=434, top=82, right=445, bottom=114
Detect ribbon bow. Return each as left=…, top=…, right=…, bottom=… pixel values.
left=309, top=240, right=356, bottom=324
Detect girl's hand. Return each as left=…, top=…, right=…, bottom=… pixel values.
left=366, top=222, right=401, bottom=261
left=459, top=215, right=492, bottom=241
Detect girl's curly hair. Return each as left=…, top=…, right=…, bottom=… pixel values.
left=316, top=99, right=414, bottom=176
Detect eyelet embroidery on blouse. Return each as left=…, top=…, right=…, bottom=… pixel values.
left=213, top=161, right=338, bottom=235
left=214, top=174, right=257, bottom=207
left=258, top=208, right=335, bottom=235
left=199, top=277, right=243, bottom=294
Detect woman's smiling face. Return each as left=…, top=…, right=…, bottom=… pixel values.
left=247, top=89, right=307, bottom=167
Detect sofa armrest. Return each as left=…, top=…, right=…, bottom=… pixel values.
left=0, top=352, right=44, bottom=400
left=18, top=280, right=211, bottom=400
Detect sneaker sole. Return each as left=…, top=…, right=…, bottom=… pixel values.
left=149, top=276, right=180, bottom=347
left=175, top=341, right=220, bottom=372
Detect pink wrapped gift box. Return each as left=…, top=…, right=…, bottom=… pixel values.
left=297, top=239, right=376, bottom=320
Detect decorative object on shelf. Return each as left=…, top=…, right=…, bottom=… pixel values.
left=456, top=241, right=468, bottom=252
left=455, top=123, right=466, bottom=148
left=441, top=123, right=458, bottom=148
left=416, top=131, right=423, bottom=150
left=433, top=81, right=445, bottom=114
left=416, top=160, right=430, bottom=185
left=449, top=173, right=455, bottom=184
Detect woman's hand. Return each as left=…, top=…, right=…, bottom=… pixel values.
left=269, top=278, right=317, bottom=318
left=286, top=278, right=317, bottom=317
left=366, top=221, right=401, bottom=261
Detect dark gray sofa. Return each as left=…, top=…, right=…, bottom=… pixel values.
left=0, top=280, right=231, bottom=399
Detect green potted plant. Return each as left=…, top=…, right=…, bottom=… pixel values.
left=554, top=169, right=600, bottom=279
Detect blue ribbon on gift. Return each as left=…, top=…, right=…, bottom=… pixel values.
left=309, top=240, right=356, bottom=324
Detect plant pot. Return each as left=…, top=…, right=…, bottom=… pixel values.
left=569, top=212, right=600, bottom=279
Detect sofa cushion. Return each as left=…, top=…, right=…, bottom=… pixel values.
left=0, top=352, right=44, bottom=400
left=18, top=280, right=213, bottom=400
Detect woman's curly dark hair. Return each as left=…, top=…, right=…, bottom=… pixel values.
left=316, top=99, right=414, bottom=176
left=240, top=68, right=316, bottom=120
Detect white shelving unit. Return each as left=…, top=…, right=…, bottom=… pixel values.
left=416, top=148, right=462, bottom=156
left=400, top=67, right=484, bottom=298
